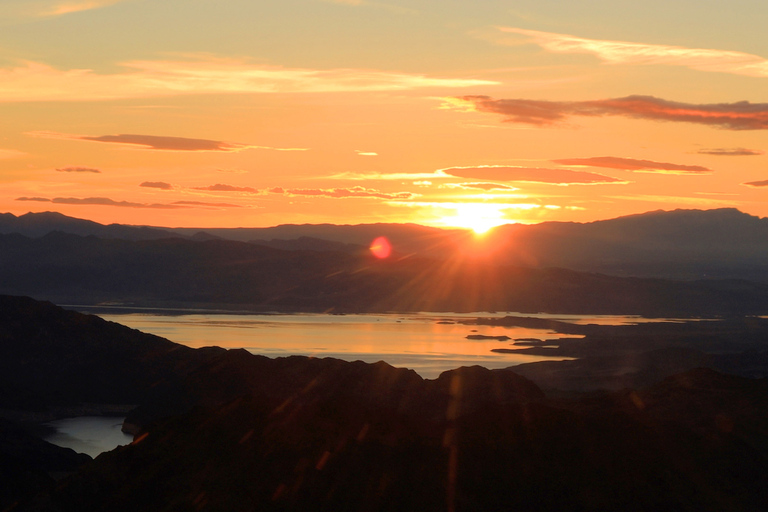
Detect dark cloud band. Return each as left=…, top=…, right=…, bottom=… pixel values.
left=454, top=95, right=768, bottom=130
left=440, top=166, right=623, bottom=185
left=553, top=156, right=712, bottom=173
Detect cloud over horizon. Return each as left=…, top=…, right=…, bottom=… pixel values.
left=56, top=166, right=101, bottom=173
left=285, top=186, right=417, bottom=199
left=494, top=27, right=768, bottom=79
left=0, top=0, right=125, bottom=19
left=743, top=180, right=768, bottom=187
left=447, top=182, right=518, bottom=191
left=0, top=148, right=27, bottom=159
left=440, top=165, right=623, bottom=185
left=553, top=156, right=712, bottom=174
left=16, top=196, right=184, bottom=209
left=140, top=181, right=173, bottom=190
left=28, top=132, right=305, bottom=152
left=16, top=195, right=243, bottom=209
left=697, top=147, right=764, bottom=156
left=171, top=200, right=243, bottom=208
left=0, top=57, right=497, bottom=102
left=193, top=184, right=258, bottom=193
left=449, top=95, right=768, bottom=130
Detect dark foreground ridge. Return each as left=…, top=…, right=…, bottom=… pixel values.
left=2, top=296, right=768, bottom=511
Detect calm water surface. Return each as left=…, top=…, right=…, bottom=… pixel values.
left=51, top=310, right=674, bottom=456
left=44, top=417, right=133, bottom=458
left=91, top=310, right=641, bottom=379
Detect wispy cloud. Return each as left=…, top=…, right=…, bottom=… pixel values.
left=171, top=201, right=243, bottom=208
left=742, top=180, right=768, bottom=187
left=697, top=147, right=764, bottom=156
left=328, top=170, right=453, bottom=181
left=316, top=0, right=417, bottom=15
left=140, top=181, right=173, bottom=190
left=493, top=27, right=768, bottom=78
left=608, top=194, right=749, bottom=207
left=28, top=131, right=305, bottom=152
left=55, top=166, right=101, bottom=173
left=0, top=0, right=125, bottom=19
left=0, top=148, right=27, bottom=159
left=16, top=195, right=242, bottom=209
left=448, top=95, right=768, bottom=130
left=16, top=196, right=184, bottom=209
left=0, top=57, right=498, bottom=102
left=193, top=184, right=258, bottom=193
left=42, top=0, right=124, bottom=16
left=445, top=182, right=519, bottom=191
left=440, top=165, right=624, bottom=185
left=284, top=186, right=417, bottom=199
left=553, top=156, right=712, bottom=174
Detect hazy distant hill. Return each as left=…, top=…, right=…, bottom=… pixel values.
left=171, top=222, right=471, bottom=258
left=0, top=211, right=178, bottom=241
left=484, top=208, right=768, bottom=280
left=5, top=208, right=768, bottom=281
left=2, top=231, right=768, bottom=315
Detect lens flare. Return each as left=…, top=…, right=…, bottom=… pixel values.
left=369, top=236, right=391, bottom=258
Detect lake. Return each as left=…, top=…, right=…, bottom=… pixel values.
left=44, top=416, right=134, bottom=458
left=89, top=310, right=655, bottom=379
left=46, top=309, right=676, bottom=456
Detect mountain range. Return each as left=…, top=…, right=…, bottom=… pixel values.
left=3, top=208, right=768, bottom=314
left=4, top=207, right=768, bottom=279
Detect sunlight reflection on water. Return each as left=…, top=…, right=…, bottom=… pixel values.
left=92, top=311, right=596, bottom=379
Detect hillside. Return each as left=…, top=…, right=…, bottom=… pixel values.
left=3, top=296, right=768, bottom=511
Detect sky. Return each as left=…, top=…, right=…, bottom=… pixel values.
left=2, top=0, right=767, bottom=231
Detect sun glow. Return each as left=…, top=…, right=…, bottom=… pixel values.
left=437, top=203, right=512, bottom=234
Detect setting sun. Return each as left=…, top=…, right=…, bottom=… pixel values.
left=436, top=203, right=512, bottom=234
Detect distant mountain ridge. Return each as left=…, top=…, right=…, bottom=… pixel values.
left=2, top=230, right=768, bottom=315
left=5, top=208, right=768, bottom=281
left=0, top=211, right=177, bottom=241
left=484, top=208, right=768, bottom=279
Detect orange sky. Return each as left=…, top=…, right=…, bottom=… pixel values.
left=1, top=0, right=767, bottom=231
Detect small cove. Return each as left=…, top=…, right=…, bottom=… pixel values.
left=44, top=416, right=133, bottom=458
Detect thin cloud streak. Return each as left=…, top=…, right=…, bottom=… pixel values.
left=43, top=0, right=124, bottom=16
left=28, top=131, right=305, bottom=152
left=285, top=187, right=417, bottom=199
left=440, top=165, right=625, bottom=185
left=743, top=180, right=768, bottom=187
left=445, top=182, right=519, bottom=191
left=609, top=194, right=748, bottom=207
left=0, top=149, right=27, bottom=159
left=16, top=196, right=184, bottom=209
left=328, top=170, right=453, bottom=180
left=495, top=27, right=768, bottom=78
left=56, top=166, right=101, bottom=173
left=140, top=181, right=173, bottom=190
left=0, top=57, right=498, bottom=102
left=553, top=156, right=712, bottom=174
left=697, top=147, right=764, bottom=156
left=171, top=201, right=244, bottom=208
left=16, top=195, right=243, bottom=209
left=193, top=184, right=258, bottom=193
left=450, top=95, right=768, bottom=130
left=0, top=0, right=125, bottom=19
